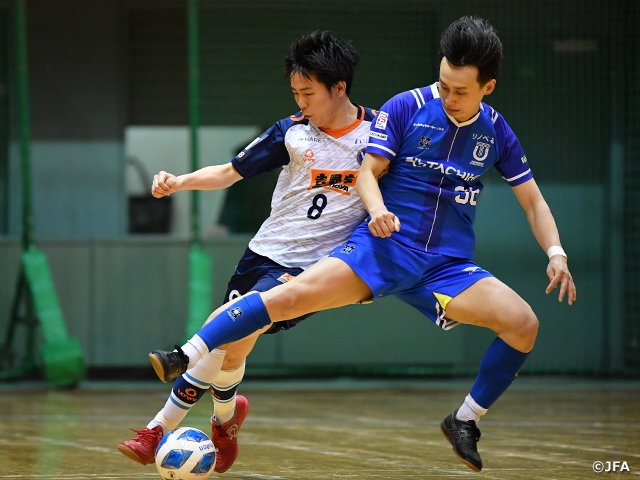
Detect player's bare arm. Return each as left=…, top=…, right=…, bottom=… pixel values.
left=151, top=163, right=243, bottom=198
left=356, top=152, right=400, bottom=238
left=512, top=179, right=576, bottom=305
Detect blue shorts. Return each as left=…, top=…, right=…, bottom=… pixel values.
left=224, top=247, right=314, bottom=334
left=328, top=223, right=493, bottom=330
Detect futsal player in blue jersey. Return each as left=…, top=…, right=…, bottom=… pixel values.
left=150, top=17, right=576, bottom=472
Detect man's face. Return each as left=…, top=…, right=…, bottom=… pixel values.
left=290, top=72, right=344, bottom=128
left=438, top=57, right=496, bottom=123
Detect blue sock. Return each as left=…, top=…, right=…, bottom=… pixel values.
left=196, top=293, right=271, bottom=351
left=469, top=337, right=529, bottom=409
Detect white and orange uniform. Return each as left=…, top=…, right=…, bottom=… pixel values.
left=232, top=105, right=376, bottom=269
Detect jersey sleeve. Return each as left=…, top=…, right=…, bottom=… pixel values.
left=231, top=119, right=295, bottom=179
left=493, top=114, right=534, bottom=187
left=365, top=93, right=416, bottom=160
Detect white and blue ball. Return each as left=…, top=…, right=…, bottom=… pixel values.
left=155, top=427, right=216, bottom=480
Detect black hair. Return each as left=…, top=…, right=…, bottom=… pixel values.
left=285, top=30, right=360, bottom=95
left=438, top=16, right=503, bottom=86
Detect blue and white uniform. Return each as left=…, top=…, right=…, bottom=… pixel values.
left=329, top=83, right=532, bottom=329
left=227, top=105, right=376, bottom=332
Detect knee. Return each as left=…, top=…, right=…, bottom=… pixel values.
left=264, top=284, right=304, bottom=320
left=511, top=304, right=539, bottom=351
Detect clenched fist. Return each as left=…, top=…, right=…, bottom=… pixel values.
left=152, top=171, right=181, bottom=198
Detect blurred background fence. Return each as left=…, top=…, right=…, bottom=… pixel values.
left=0, top=0, right=638, bottom=377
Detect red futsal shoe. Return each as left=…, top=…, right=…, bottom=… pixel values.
left=117, top=425, right=163, bottom=465
left=211, top=395, right=250, bottom=473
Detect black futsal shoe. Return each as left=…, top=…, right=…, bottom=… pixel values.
left=440, top=409, right=483, bottom=472
left=149, top=344, right=189, bottom=383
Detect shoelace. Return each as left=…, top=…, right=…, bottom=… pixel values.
left=458, top=423, right=481, bottom=450
left=167, top=344, right=188, bottom=366
left=129, top=428, right=160, bottom=446
left=212, top=420, right=236, bottom=442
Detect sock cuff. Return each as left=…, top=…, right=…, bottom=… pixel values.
left=189, top=335, right=210, bottom=357
left=212, top=360, right=246, bottom=391
left=493, top=337, right=530, bottom=366
left=466, top=394, right=488, bottom=415
left=220, top=360, right=245, bottom=375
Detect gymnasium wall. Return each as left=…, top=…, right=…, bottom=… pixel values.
left=0, top=0, right=637, bottom=375
left=0, top=182, right=608, bottom=375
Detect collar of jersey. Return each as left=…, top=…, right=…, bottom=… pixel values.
left=319, top=105, right=365, bottom=138
left=443, top=108, right=481, bottom=127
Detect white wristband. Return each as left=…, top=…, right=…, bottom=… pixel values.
left=546, top=246, right=566, bottom=259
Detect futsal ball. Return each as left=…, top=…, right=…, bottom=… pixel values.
left=155, top=427, right=216, bottom=480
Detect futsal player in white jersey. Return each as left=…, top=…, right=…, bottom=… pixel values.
left=118, top=31, right=376, bottom=472
left=149, top=17, right=577, bottom=473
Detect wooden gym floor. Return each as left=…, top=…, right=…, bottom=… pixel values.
left=0, top=378, right=638, bottom=479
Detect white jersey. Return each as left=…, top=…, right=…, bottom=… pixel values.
left=231, top=105, right=376, bottom=269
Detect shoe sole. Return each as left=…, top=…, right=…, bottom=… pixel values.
left=148, top=352, right=168, bottom=383
left=440, top=425, right=482, bottom=473
left=117, top=443, right=151, bottom=465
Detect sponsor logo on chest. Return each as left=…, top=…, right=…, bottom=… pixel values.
left=418, top=135, right=431, bottom=149
left=307, top=169, right=359, bottom=196
left=470, top=133, right=495, bottom=167
left=303, top=148, right=315, bottom=162
left=471, top=141, right=491, bottom=166
left=405, top=157, right=480, bottom=182
left=297, top=136, right=322, bottom=143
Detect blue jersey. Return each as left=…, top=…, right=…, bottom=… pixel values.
left=366, top=83, right=532, bottom=259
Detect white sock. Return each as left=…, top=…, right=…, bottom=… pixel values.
left=456, top=394, right=488, bottom=423
left=180, top=335, right=209, bottom=369
left=146, top=349, right=226, bottom=433
left=211, top=361, right=246, bottom=425
left=147, top=413, right=170, bottom=435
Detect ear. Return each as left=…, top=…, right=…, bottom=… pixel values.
left=483, top=79, right=496, bottom=96
left=333, top=80, right=347, bottom=97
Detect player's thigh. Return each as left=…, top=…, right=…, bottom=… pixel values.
left=446, top=277, right=538, bottom=345
left=262, top=257, right=372, bottom=320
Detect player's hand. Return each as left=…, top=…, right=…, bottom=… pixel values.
left=152, top=171, right=180, bottom=198
left=368, top=209, right=400, bottom=238
left=545, top=255, right=576, bottom=305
